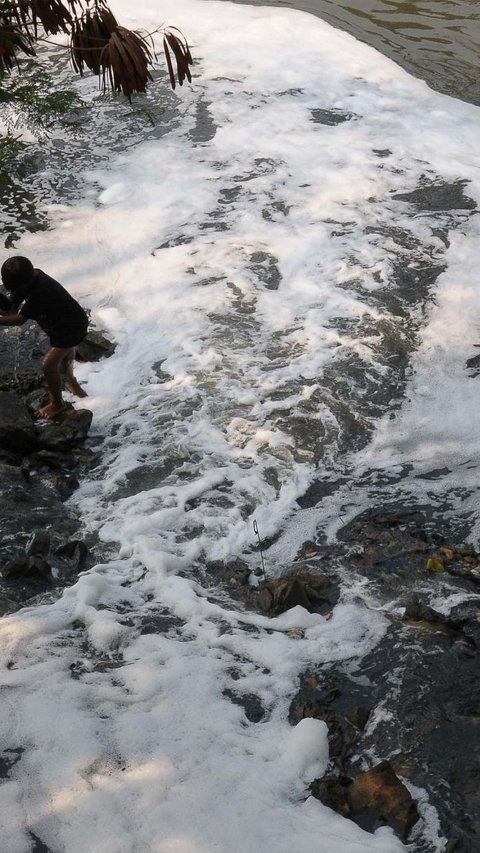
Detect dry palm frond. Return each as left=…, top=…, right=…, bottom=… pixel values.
left=32, top=0, right=74, bottom=34
left=0, top=19, right=36, bottom=72
left=6, top=0, right=83, bottom=37
left=70, top=4, right=117, bottom=74
left=99, top=26, right=153, bottom=99
left=162, top=26, right=192, bottom=89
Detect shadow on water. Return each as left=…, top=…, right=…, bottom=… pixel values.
left=219, top=0, right=480, bottom=106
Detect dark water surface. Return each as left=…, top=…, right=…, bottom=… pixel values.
left=221, top=0, right=480, bottom=106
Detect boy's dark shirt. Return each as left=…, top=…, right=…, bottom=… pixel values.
left=19, top=269, right=88, bottom=348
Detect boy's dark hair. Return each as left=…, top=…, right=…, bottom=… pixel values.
left=1, top=256, right=34, bottom=291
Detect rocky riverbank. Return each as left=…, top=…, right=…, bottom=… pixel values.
left=0, top=322, right=114, bottom=615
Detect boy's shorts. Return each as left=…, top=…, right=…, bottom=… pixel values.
left=50, top=319, right=88, bottom=349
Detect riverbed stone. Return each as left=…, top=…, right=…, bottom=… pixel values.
left=0, top=391, right=37, bottom=454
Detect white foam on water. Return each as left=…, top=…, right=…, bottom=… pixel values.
left=1, top=0, right=479, bottom=849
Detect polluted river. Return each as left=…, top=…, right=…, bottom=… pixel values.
left=0, top=0, right=480, bottom=851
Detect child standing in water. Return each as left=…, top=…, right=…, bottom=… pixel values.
left=0, top=256, right=89, bottom=418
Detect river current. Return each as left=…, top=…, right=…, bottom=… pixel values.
left=222, top=0, right=480, bottom=106
left=1, top=0, right=480, bottom=851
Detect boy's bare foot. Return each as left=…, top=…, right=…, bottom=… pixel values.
left=65, top=378, right=87, bottom=398
left=36, top=403, right=64, bottom=419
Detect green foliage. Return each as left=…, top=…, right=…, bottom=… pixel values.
left=0, top=132, right=23, bottom=173
left=0, top=59, right=84, bottom=134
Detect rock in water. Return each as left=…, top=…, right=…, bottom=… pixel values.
left=2, top=554, right=52, bottom=581
left=255, top=571, right=338, bottom=616
left=311, top=761, right=419, bottom=840
left=27, top=530, right=51, bottom=557
left=0, top=391, right=37, bottom=454
left=36, top=409, right=93, bottom=451
left=76, top=330, right=116, bottom=362
left=348, top=761, right=419, bottom=839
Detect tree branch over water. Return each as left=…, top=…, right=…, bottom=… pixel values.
left=0, top=0, right=193, bottom=99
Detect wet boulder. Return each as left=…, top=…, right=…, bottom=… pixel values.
left=290, top=680, right=370, bottom=772
left=404, top=595, right=480, bottom=650
left=76, top=330, right=116, bottom=362
left=28, top=449, right=77, bottom=470
left=348, top=761, right=419, bottom=839
left=311, top=761, right=419, bottom=841
left=310, top=777, right=352, bottom=818
left=55, top=539, right=89, bottom=569
left=36, top=408, right=93, bottom=451
left=206, top=558, right=251, bottom=588
left=27, top=529, right=50, bottom=557
left=0, top=368, right=44, bottom=395
left=2, top=554, right=52, bottom=581
left=404, top=594, right=447, bottom=626
left=0, top=391, right=37, bottom=454
left=255, top=570, right=339, bottom=616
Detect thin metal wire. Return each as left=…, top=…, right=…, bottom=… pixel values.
left=252, top=518, right=267, bottom=581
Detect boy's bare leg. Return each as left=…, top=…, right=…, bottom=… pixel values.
left=37, top=347, right=72, bottom=418
left=62, top=349, right=87, bottom=398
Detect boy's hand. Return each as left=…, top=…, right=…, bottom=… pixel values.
left=0, top=293, right=12, bottom=313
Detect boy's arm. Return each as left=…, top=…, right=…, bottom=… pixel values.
left=0, top=313, right=27, bottom=326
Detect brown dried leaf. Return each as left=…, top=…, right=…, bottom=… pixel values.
left=163, top=36, right=175, bottom=89
left=165, top=30, right=191, bottom=86
left=69, top=6, right=118, bottom=75
left=99, top=26, right=153, bottom=99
